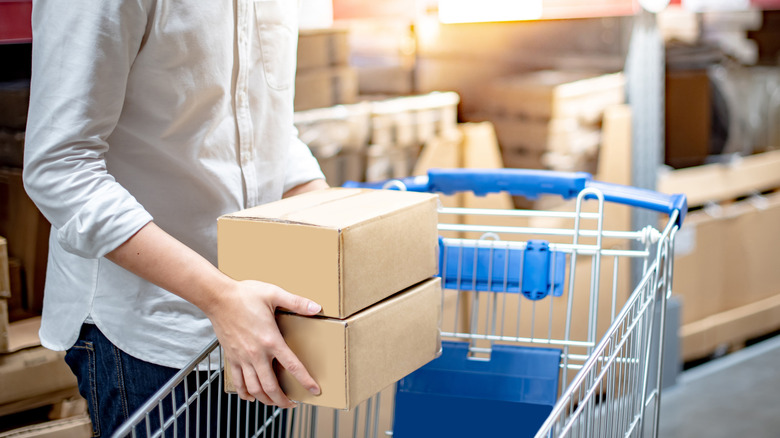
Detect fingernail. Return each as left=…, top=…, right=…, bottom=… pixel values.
left=308, top=302, right=321, bottom=314
left=309, top=386, right=321, bottom=396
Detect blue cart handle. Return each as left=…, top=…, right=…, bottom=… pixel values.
left=343, top=168, right=687, bottom=226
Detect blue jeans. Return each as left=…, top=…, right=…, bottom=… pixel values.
left=65, top=324, right=283, bottom=438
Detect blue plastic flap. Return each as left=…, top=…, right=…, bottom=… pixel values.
left=397, top=341, right=561, bottom=405
left=439, top=238, right=566, bottom=299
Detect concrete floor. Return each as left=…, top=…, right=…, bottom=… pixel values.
left=659, top=335, right=780, bottom=438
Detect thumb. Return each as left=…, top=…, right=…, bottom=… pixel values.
left=274, top=289, right=322, bottom=316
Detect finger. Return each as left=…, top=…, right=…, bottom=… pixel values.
left=255, top=363, right=295, bottom=408
left=229, top=363, right=253, bottom=402
left=272, top=289, right=321, bottom=316
left=275, top=346, right=320, bottom=396
left=241, top=365, right=273, bottom=406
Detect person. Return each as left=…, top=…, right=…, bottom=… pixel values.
left=23, top=1, right=328, bottom=435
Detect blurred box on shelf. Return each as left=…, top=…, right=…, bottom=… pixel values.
left=0, top=169, right=50, bottom=316
left=0, top=416, right=92, bottom=438
left=465, top=114, right=601, bottom=157
left=297, top=28, right=350, bottom=71
left=0, top=129, right=24, bottom=168
left=0, top=346, right=79, bottom=416
left=458, top=72, right=623, bottom=182
left=665, top=69, right=711, bottom=169
left=658, top=6, right=700, bottom=44
left=218, top=188, right=439, bottom=319
left=294, top=102, right=372, bottom=187
left=294, top=66, right=359, bottom=112
left=364, top=92, right=460, bottom=181
left=356, top=64, right=414, bottom=96
left=293, top=92, right=460, bottom=185
left=659, top=149, right=780, bottom=360
left=1, top=316, right=43, bottom=354
left=0, top=237, right=9, bottom=300
left=483, top=71, right=625, bottom=123
left=0, top=80, right=30, bottom=131
left=225, top=277, right=442, bottom=410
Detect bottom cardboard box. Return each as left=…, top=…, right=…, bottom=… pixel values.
left=0, top=346, right=78, bottom=408
left=0, top=416, right=92, bottom=438
left=226, top=277, right=442, bottom=410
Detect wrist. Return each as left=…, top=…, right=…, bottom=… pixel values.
left=198, top=271, right=239, bottom=318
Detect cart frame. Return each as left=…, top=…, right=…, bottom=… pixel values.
left=112, top=168, right=686, bottom=438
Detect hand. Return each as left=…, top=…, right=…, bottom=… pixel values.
left=206, top=279, right=322, bottom=407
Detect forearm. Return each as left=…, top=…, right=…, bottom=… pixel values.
left=105, top=221, right=232, bottom=317
left=105, top=216, right=322, bottom=406
left=105, top=178, right=328, bottom=311
left=283, top=178, right=329, bottom=199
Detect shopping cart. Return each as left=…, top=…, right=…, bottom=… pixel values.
left=112, top=168, right=686, bottom=438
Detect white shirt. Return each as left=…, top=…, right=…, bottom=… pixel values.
left=23, top=0, right=324, bottom=368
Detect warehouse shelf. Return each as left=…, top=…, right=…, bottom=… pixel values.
left=0, top=1, right=32, bottom=45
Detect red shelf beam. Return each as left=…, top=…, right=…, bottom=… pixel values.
left=0, top=0, right=32, bottom=44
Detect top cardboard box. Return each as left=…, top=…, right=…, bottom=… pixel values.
left=218, top=188, right=439, bottom=318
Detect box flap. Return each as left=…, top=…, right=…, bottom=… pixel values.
left=223, top=188, right=362, bottom=222
left=221, top=188, right=438, bottom=230
left=285, top=190, right=437, bottom=229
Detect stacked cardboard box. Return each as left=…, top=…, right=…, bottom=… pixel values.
left=0, top=169, right=50, bottom=319
left=658, top=149, right=780, bottom=361
left=462, top=71, right=625, bottom=178
left=294, top=28, right=358, bottom=112
left=218, top=188, right=442, bottom=409
left=0, top=241, right=82, bottom=424
left=345, top=18, right=416, bottom=96
left=293, top=91, right=460, bottom=187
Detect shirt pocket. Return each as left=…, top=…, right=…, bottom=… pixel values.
left=254, top=0, right=297, bottom=90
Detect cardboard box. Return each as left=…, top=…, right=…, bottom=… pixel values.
left=297, top=28, right=350, bottom=71
left=0, top=169, right=51, bottom=315
left=294, top=66, right=359, bottom=111
left=0, top=416, right=92, bottom=438
left=0, top=129, right=24, bottom=168
left=0, top=346, right=79, bottom=409
left=657, top=149, right=780, bottom=208
left=669, top=208, right=729, bottom=325
left=484, top=71, right=625, bottom=123
left=0, top=236, right=9, bottom=299
left=225, top=277, right=442, bottom=410
left=0, top=299, right=7, bottom=353
left=0, top=80, right=30, bottom=131
left=665, top=70, right=711, bottom=169
left=218, top=188, right=439, bottom=318
left=356, top=64, right=414, bottom=95
left=464, top=113, right=601, bottom=156
left=7, top=257, right=25, bottom=322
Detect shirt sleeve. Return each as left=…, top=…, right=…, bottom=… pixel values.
left=23, top=0, right=154, bottom=259
left=282, top=127, right=327, bottom=193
